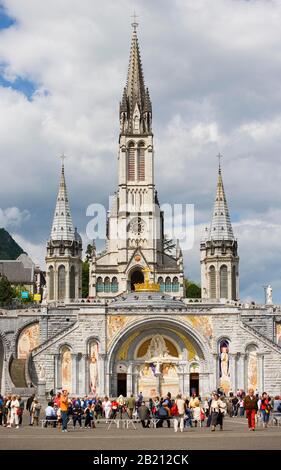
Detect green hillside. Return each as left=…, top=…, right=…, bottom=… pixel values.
left=0, top=228, right=25, bottom=260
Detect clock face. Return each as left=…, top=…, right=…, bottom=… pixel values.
left=129, top=217, right=145, bottom=235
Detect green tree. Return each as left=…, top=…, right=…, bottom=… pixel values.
left=82, top=261, right=89, bottom=298
left=0, top=275, right=14, bottom=304
left=184, top=279, right=201, bottom=298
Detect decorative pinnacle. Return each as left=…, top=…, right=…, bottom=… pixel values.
left=60, top=153, right=66, bottom=166
left=217, top=152, right=223, bottom=174
left=131, top=11, right=139, bottom=32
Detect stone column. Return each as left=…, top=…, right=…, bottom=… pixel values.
left=54, top=354, right=59, bottom=390
left=65, top=268, right=70, bottom=303
left=85, top=355, right=89, bottom=395
left=126, top=362, right=133, bottom=396
left=183, top=371, right=190, bottom=396
left=257, top=353, right=264, bottom=394
left=229, top=353, right=236, bottom=392
left=237, top=353, right=246, bottom=391
left=71, top=354, right=77, bottom=395
left=213, top=353, right=219, bottom=390
left=37, top=380, right=46, bottom=401
left=155, top=373, right=161, bottom=396
left=98, top=354, right=106, bottom=397
left=132, top=371, right=139, bottom=396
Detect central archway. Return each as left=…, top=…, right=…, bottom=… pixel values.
left=107, top=317, right=212, bottom=398
left=130, top=268, right=144, bottom=291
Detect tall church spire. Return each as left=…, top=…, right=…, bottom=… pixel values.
left=200, top=157, right=239, bottom=301
left=119, top=22, right=152, bottom=135
left=50, top=158, right=75, bottom=242
left=46, top=158, right=82, bottom=303
left=207, top=157, right=234, bottom=242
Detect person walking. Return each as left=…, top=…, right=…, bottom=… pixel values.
left=126, top=394, right=136, bottom=419
left=210, top=393, right=226, bottom=431
left=60, top=389, right=69, bottom=432
left=244, top=388, right=258, bottom=431
left=18, top=396, right=24, bottom=426
left=26, top=393, right=35, bottom=426
left=260, top=392, right=272, bottom=429
left=7, top=395, right=20, bottom=429
left=31, top=399, right=41, bottom=426
left=173, top=394, right=186, bottom=433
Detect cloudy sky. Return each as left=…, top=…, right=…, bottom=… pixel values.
left=1, top=0, right=281, bottom=303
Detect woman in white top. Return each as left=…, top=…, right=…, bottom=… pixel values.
left=210, top=393, right=226, bottom=431
left=102, top=396, right=112, bottom=420
left=7, top=395, right=20, bottom=428
left=174, top=394, right=186, bottom=433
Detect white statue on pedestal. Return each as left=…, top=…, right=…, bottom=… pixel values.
left=266, top=285, right=273, bottom=304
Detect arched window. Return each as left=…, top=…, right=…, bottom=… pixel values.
left=111, top=277, right=118, bottom=293
left=49, top=266, right=54, bottom=300
left=232, top=265, right=236, bottom=300
left=209, top=266, right=216, bottom=299
left=165, top=277, right=171, bottom=292
left=69, top=266, right=75, bottom=299
left=158, top=277, right=164, bottom=292
left=58, top=265, right=66, bottom=300
left=104, top=277, right=110, bottom=293
left=220, top=265, right=228, bottom=298
left=96, top=277, right=103, bottom=293
left=127, top=142, right=135, bottom=181
left=137, top=142, right=145, bottom=180
left=172, top=277, right=179, bottom=292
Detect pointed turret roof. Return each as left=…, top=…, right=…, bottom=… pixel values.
left=126, top=25, right=146, bottom=113
left=50, top=160, right=75, bottom=242
left=207, top=161, right=234, bottom=241
left=119, top=23, right=152, bottom=134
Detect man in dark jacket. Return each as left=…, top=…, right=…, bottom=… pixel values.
left=244, top=388, right=258, bottom=431
left=26, top=394, right=35, bottom=426
left=138, top=401, right=151, bottom=428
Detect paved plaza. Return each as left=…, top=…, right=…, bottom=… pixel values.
left=0, top=417, right=280, bottom=450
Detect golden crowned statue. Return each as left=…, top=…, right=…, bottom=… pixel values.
left=134, top=267, right=160, bottom=292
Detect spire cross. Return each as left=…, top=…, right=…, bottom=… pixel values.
left=60, top=153, right=66, bottom=167
left=217, top=153, right=223, bottom=173
left=131, top=11, right=139, bottom=32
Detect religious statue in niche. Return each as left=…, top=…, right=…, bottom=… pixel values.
left=61, top=347, right=72, bottom=391
left=219, top=340, right=231, bottom=393
left=89, top=342, right=99, bottom=395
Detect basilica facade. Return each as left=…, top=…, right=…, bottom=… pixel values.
left=0, top=25, right=281, bottom=399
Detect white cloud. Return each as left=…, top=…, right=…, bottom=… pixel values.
left=0, top=206, right=30, bottom=227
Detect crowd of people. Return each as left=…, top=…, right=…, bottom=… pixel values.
left=0, top=388, right=280, bottom=433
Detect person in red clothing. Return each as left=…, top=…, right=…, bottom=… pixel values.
left=260, top=392, right=272, bottom=428
left=244, top=388, right=258, bottom=431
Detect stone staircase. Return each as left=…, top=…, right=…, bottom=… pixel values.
left=9, top=358, right=27, bottom=388
left=240, top=320, right=281, bottom=354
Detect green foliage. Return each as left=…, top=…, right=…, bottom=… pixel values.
left=0, top=275, right=14, bottom=304
left=184, top=279, right=201, bottom=298
left=0, top=228, right=25, bottom=260
left=82, top=260, right=89, bottom=298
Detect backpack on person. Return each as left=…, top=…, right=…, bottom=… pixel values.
left=170, top=403, right=179, bottom=416
left=158, top=406, right=168, bottom=418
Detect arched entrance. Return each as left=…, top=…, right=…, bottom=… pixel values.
left=130, top=268, right=144, bottom=291
left=108, top=318, right=210, bottom=398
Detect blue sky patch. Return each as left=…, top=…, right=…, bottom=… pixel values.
left=0, top=5, right=16, bottom=30
left=0, top=74, right=36, bottom=100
